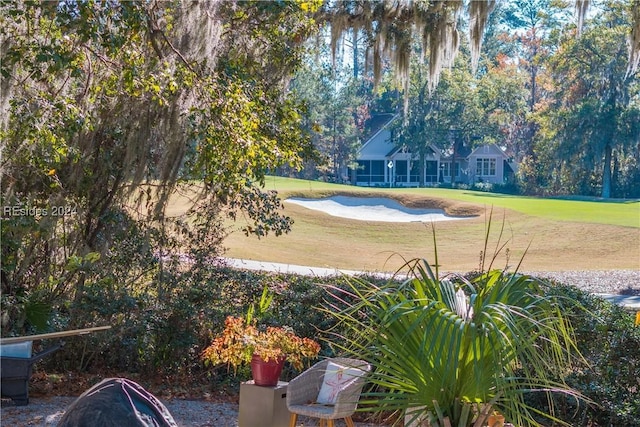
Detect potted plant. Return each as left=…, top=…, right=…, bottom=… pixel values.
left=323, top=226, right=589, bottom=427
left=202, top=315, right=320, bottom=386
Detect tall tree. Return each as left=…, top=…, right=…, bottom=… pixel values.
left=320, top=0, right=640, bottom=96
left=0, top=0, right=320, bottom=333
left=475, top=56, right=530, bottom=158
left=395, top=41, right=529, bottom=186
left=291, top=32, right=370, bottom=182
left=538, top=0, right=640, bottom=197
left=396, top=50, right=481, bottom=176
left=499, top=0, right=570, bottom=112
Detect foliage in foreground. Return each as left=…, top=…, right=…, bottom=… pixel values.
left=323, top=260, right=587, bottom=427
left=39, top=266, right=344, bottom=379
left=538, top=284, right=640, bottom=426
left=201, top=315, right=320, bottom=371
left=0, top=0, right=317, bottom=341
left=18, top=263, right=640, bottom=426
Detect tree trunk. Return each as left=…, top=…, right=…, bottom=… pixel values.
left=419, top=153, right=425, bottom=187
left=353, top=29, right=359, bottom=78
left=601, top=143, right=612, bottom=198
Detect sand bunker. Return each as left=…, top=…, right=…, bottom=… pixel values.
left=285, top=196, right=470, bottom=223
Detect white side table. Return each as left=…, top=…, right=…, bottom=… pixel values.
left=239, top=380, right=289, bottom=427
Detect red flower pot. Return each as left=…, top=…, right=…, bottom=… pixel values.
left=250, top=354, right=285, bottom=386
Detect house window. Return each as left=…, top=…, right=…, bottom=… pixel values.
left=410, top=162, right=420, bottom=183
left=357, top=160, right=385, bottom=183
left=425, top=161, right=438, bottom=182
left=476, top=158, right=496, bottom=176
left=356, top=161, right=369, bottom=179
left=442, top=162, right=461, bottom=178
left=395, top=160, right=408, bottom=183
left=371, top=160, right=385, bottom=182
left=442, top=162, right=451, bottom=177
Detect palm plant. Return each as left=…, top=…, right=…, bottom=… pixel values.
left=324, top=255, right=587, bottom=427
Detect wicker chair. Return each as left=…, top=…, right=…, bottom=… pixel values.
left=286, top=357, right=370, bottom=427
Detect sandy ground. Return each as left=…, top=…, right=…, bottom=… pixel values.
left=286, top=196, right=471, bottom=223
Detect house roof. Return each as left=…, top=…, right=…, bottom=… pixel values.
left=358, top=118, right=510, bottom=166
left=361, top=113, right=396, bottom=143
left=358, top=114, right=398, bottom=158
left=467, top=143, right=509, bottom=158
left=386, top=144, right=439, bottom=158
left=386, top=146, right=401, bottom=157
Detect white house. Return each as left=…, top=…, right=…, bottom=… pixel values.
left=466, top=144, right=516, bottom=184
left=351, top=115, right=516, bottom=187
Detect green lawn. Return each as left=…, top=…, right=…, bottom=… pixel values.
left=263, top=176, right=640, bottom=228
left=217, top=177, right=640, bottom=273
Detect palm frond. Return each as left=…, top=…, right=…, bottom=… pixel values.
left=322, top=260, right=589, bottom=427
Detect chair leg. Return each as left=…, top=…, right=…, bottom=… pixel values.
left=319, top=419, right=326, bottom=427
left=289, top=413, right=298, bottom=427
left=327, top=420, right=335, bottom=427
left=345, top=416, right=355, bottom=427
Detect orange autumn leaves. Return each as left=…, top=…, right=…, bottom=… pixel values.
left=202, top=316, right=320, bottom=372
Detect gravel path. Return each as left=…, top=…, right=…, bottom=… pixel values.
left=523, top=269, right=640, bottom=295
left=1, top=396, right=240, bottom=427
left=2, top=270, right=637, bottom=426
left=1, top=396, right=382, bottom=426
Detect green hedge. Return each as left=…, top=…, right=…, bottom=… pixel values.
left=544, top=283, right=640, bottom=426
left=43, top=267, right=359, bottom=379
left=40, top=268, right=639, bottom=425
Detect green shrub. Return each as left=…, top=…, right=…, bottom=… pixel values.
left=37, top=264, right=640, bottom=427
left=323, top=261, right=587, bottom=427
left=543, top=283, right=640, bottom=426
left=42, top=265, right=347, bottom=379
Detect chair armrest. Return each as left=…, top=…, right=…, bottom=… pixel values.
left=286, top=357, right=371, bottom=416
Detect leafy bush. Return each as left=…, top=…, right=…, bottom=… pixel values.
left=541, top=283, right=640, bottom=426
left=322, top=261, right=586, bottom=427
left=42, top=265, right=347, bottom=379
left=33, top=264, right=640, bottom=427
